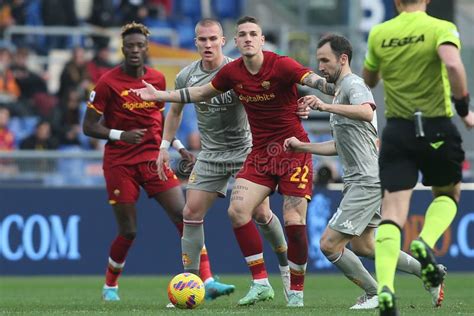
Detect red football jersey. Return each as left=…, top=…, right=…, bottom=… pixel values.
left=211, top=51, right=311, bottom=149
left=87, top=65, right=166, bottom=167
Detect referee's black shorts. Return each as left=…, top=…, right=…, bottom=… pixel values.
left=379, top=117, right=465, bottom=192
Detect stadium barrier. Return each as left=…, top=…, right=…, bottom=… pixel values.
left=4, top=25, right=180, bottom=48
left=1, top=186, right=473, bottom=275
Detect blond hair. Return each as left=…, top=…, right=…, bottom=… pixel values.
left=121, top=22, right=150, bottom=39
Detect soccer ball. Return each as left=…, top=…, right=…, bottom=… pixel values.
left=167, top=272, right=205, bottom=309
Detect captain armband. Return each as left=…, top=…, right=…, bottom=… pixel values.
left=178, top=88, right=191, bottom=103
left=452, top=94, right=470, bottom=117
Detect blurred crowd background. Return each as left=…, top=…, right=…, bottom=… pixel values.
left=0, top=0, right=472, bottom=187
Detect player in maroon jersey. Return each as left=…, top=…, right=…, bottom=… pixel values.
left=82, top=22, right=234, bottom=303
left=131, top=16, right=336, bottom=307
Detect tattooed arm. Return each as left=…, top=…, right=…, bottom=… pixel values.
left=301, top=72, right=336, bottom=96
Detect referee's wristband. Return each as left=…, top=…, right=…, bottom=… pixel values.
left=109, top=129, right=124, bottom=141
left=160, top=139, right=171, bottom=149
left=452, top=94, right=470, bottom=117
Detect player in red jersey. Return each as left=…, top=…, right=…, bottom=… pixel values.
left=131, top=16, right=335, bottom=307
left=82, top=22, right=234, bottom=303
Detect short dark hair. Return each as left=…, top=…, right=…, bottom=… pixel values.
left=121, top=22, right=150, bottom=39
left=236, top=16, right=259, bottom=27
left=195, top=18, right=223, bottom=36
left=317, top=34, right=352, bottom=64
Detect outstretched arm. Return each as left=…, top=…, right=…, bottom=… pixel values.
left=299, top=95, right=374, bottom=122
left=284, top=137, right=337, bottom=156
left=301, top=72, right=336, bottom=96
left=131, top=80, right=220, bottom=103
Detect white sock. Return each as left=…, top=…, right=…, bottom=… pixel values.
left=203, top=277, right=214, bottom=285
left=254, top=278, right=270, bottom=286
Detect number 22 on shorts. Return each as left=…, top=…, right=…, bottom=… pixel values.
left=290, top=165, right=309, bottom=189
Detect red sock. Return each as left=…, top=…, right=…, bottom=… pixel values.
left=234, top=220, right=267, bottom=280
left=105, top=235, right=134, bottom=287
left=285, top=225, right=308, bottom=291
left=199, top=247, right=213, bottom=282
left=175, top=221, right=184, bottom=237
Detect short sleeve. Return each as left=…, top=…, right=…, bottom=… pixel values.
left=364, top=28, right=380, bottom=72
left=436, top=21, right=461, bottom=49
left=87, top=80, right=109, bottom=114
left=174, top=69, right=187, bottom=90
left=348, top=78, right=375, bottom=107
left=210, top=63, right=233, bottom=93
left=277, top=56, right=311, bottom=84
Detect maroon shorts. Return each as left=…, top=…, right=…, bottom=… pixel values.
left=103, top=161, right=180, bottom=204
left=236, top=147, right=313, bottom=199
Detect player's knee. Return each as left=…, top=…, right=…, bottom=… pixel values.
left=319, top=236, right=337, bottom=256
left=228, top=204, right=251, bottom=227
left=283, top=211, right=305, bottom=226
left=227, top=205, right=241, bottom=222
left=252, top=207, right=272, bottom=224
left=183, top=204, right=203, bottom=221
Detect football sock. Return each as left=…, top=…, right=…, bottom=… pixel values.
left=279, top=264, right=290, bottom=274
left=395, top=251, right=422, bottom=277
left=285, top=225, right=307, bottom=291
left=256, top=212, right=289, bottom=267
left=419, top=195, right=457, bottom=248
left=375, top=222, right=401, bottom=293
left=181, top=220, right=204, bottom=276
left=105, top=235, right=134, bottom=286
left=327, top=248, right=377, bottom=296
left=234, top=220, right=268, bottom=280
left=199, top=246, right=213, bottom=282
left=366, top=250, right=422, bottom=278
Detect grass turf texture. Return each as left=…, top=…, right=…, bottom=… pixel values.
left=1, top=274, right=472, bottom=315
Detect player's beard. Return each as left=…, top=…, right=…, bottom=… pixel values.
left=327, top=65, right=342, bottom=83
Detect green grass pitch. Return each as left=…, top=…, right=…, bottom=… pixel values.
left=1, top=274, right=473, bottom=315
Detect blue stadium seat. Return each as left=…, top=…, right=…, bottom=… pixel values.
left=176, top=0, right=201, bottom=20
left=25, top=0, right=43, bottom=26
left=55, top=145, right=85, bottom=185
left=212, top=0, right=242, bottom=19
left=175, top=20, right=195, bottom=49
left=22, top=116, right=39, bottom=131
left=9, top=116, right=39, bottom=146
left=24, top=0, right=46, bottom=51
left=52, top=145, right=105, bottom=186
left=144, top=18, right=174, bottom=46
